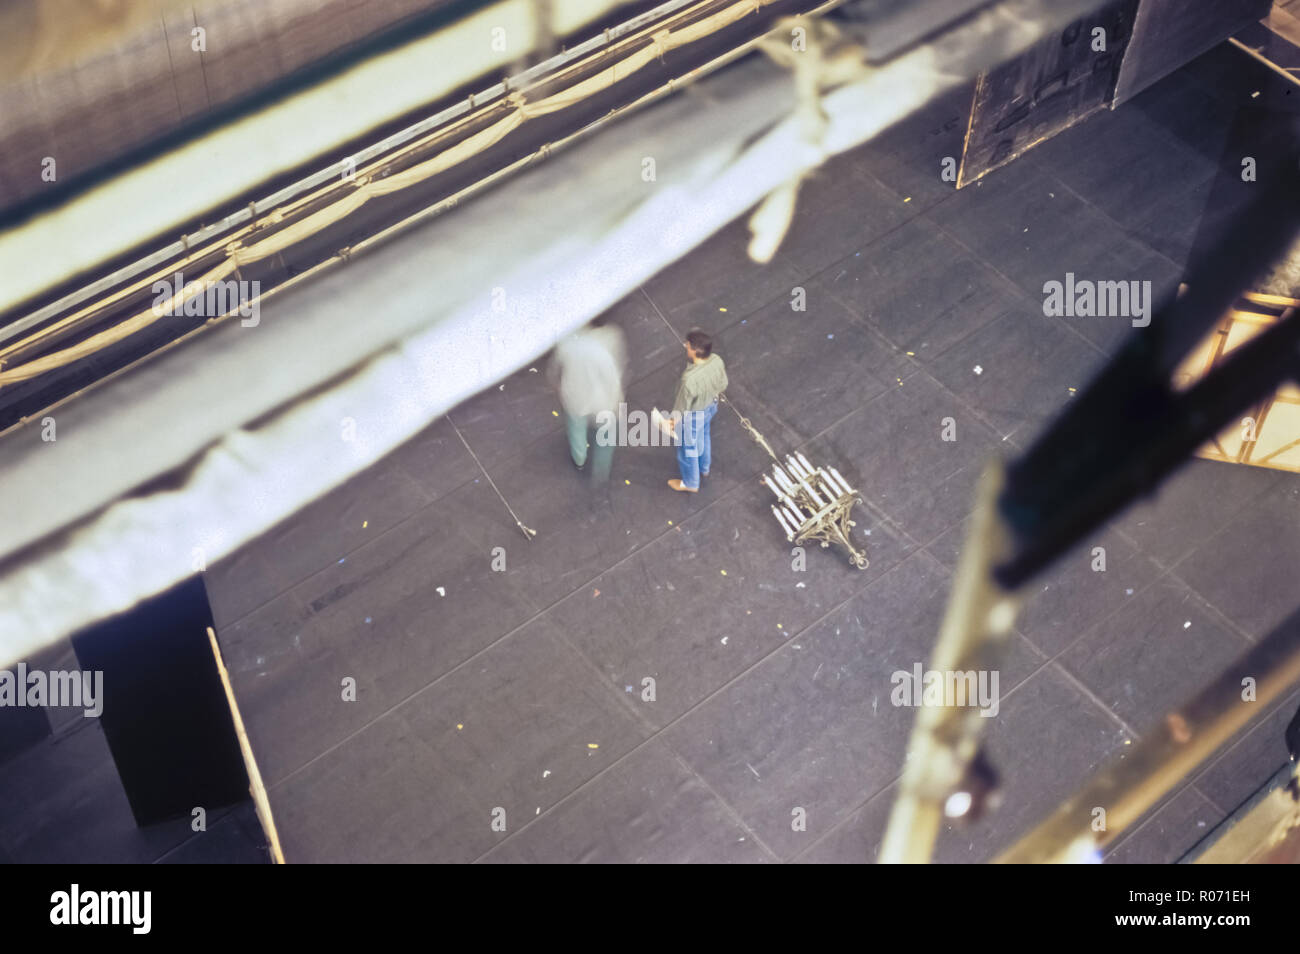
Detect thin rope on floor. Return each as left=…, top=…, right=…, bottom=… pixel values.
left=446, top=415, right=537, bottom=540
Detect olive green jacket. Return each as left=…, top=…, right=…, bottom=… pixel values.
left=672, top=353, right=728, bottom=412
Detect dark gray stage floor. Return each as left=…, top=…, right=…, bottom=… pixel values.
left=4, top=41, right=1299, bottom=864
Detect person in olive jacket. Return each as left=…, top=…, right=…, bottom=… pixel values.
left=665, top=330, right=727, bottom=493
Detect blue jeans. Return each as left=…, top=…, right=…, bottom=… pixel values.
left=676, top=401, right=717, bottom=490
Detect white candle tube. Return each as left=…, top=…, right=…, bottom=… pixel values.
left=828, top=467, right=853, bottom=495
left=799, top=477, right=825, bottom=508
left=796, top=452, right=815, bottom=474
left=818, top=476, right=839, bottom=500
left=772, top=467, right=796, bottom=493
left=818, top=468, right=845, bottom=498
left=763, top=475, right=782, bottom=499
left=785, top=455, right=806, bottom=478
left=771, top=505, right=796, bottom=538
left=783, top=503, right=806, bottom=528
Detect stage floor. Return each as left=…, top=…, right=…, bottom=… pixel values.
left=4, top=40, right=1299, bottom=863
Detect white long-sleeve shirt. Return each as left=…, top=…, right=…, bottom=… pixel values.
left=550, top=326, right=626, bottom=417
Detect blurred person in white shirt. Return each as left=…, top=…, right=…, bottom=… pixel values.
left=547, top=317, right=627, bottom=483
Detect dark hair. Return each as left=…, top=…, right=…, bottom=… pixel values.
left=686, top=330, right=713, bottom=358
